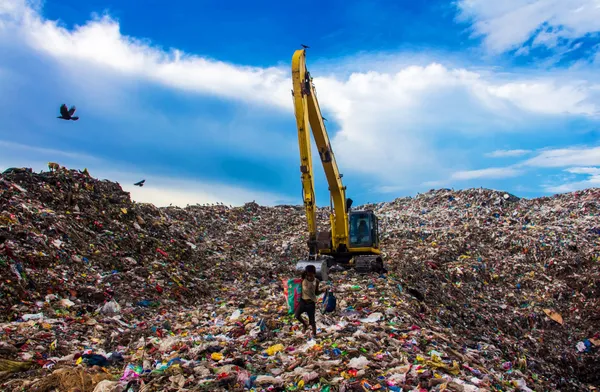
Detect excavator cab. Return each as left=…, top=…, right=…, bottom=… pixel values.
left=348, top=211, right=379, bottom=249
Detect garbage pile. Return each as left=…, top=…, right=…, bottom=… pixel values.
left=0, top=168, right=598, bottom=391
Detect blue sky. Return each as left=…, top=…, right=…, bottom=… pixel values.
left=1, top=0, right=599, bottom=206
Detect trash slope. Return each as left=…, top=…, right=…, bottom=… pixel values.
left=0, top=168, right=598, bottom=391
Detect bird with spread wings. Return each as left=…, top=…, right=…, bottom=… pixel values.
left=57, top=104, right=79, bottom=121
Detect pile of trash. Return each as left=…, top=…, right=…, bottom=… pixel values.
left=0, top=168, right=598, bottom=391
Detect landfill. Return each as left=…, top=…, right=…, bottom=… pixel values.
left=0, top=167, right=598, bottom=392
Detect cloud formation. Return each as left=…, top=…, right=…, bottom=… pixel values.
left=457, top=0, right=600, bottom=55
left=485, top=149, right=532, bottom=158
left=544, top=166, right=600, bottom=193
left=442, top=145, right=600, bottom=187
left=450, top=167, right=522, bottom=180
left=522, top=146, right=600, bottom=168
left=1, top=0, right=599, bottom=203
left=1, top=0, right=291, bottom=110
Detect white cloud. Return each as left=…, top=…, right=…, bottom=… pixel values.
left=0, top=140, right=292, bottom=206
left=565, top=166, right=600, bottom=175
left=522, top=146, right=600, bottom=167
left=450, top=167, right=522, bottom=180
left=457, top=0, right=600, bottom=54
left=317, top=63, right=600, bottom=186
left=2, top=1, right=597, bottom=121
left=0, top=140, right=101, bottom=163
left=0, top=0, right=291, bottom=110
left=2, top=0, right=600, bottom=193
left=116, top=174, right=292, bottom=207
left=485, top=149, right=532, bottom=158
left=544, top=166, right=600, bottom=193
left=452, top=146, right=600, bottom=193
left=486, top=82, right=597, bottom=115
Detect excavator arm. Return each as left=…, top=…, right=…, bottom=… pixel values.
left=291, top=49, right=349, bottom=255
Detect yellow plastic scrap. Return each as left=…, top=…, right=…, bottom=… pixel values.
left=543, top=309, right=564, bottom=325
left=211, top=353, right=224, bottom=361
left=171, top=276, right=183, bottom=287
left=121, top=208, right=128, bottom=214
left=425, top=360, right=460, bottom=375
left=0, top=359, right=34, bottom=373
left=266, top=344, right=284, bottom=356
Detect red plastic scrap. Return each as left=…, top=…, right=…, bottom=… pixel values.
left=156, top=248, right=168, bottom=258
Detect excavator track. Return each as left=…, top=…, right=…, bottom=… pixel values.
left=351, top=255, right=386, bottom=274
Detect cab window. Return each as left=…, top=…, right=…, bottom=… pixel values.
left=349, top=213, right=373, bottom=247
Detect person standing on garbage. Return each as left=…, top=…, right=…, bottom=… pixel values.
left=295, top=265, right=320, bottom=337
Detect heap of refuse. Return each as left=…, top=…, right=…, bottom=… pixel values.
left=0, top=167, right=598, bottom=392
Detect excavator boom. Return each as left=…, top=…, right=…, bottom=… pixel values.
left=291, top=48, right=385, bottom=279
left=292, top=49, right=348, bottom=254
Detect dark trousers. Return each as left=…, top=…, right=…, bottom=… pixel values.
left=295, top=299, right=316, bottom=327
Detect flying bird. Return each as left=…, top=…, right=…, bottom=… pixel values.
left=134, top=179, right=146, bottom=187
left=301, top=44, right=310, bottom=49
left=57, top=104, right=79, bottom=121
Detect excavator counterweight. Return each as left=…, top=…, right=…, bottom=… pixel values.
left=291, top=48, right=386, bottom=280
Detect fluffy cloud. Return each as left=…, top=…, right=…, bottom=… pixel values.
left=544, top=166, right=600, bottom=193
left=450, top=167, right=522, bottom=180
left=565, top=166, right=600, bottom=175
left=522, top=146, right=600, bottom=167
left=320, top=64, right=599, bottom=186
left=2, top=0, right=600, bottom=197
left=0, top=0, right=290, bottom=110
left=457, top=0, right=600, bottom=54
left=485, top=149, right=532, bottom=158
left=444, top=145, right=600, bottom=185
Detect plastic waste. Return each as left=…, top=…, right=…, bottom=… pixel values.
left=360, top=312, right=383, bottom=323
left=100, top=300, right=121, bottom=315
left=348, top=356, right=370, bottom=369
left=21, top=313, right=43, bottom=321
left=266, top=344, right=284, bottom=356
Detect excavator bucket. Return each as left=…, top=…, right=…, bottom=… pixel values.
left=295, top=260, right=329, bottom=281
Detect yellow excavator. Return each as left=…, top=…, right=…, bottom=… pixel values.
left=291, top=48, right=385, bottom=281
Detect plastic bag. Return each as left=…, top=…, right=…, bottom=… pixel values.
left=283, top=278, right=302, bottom=314
left=348, top=356, right=370, bottom=369
left=100, top=300, right=121, bottom=315
left=93, top=380, right=120, bottom=392
left=360, top=312, right=383, bottom=323
left=266, top=344, right=284, bottom=356
left=22, top=313, right=44, bottom=321
left=321, top=288, right=337, bottom=314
